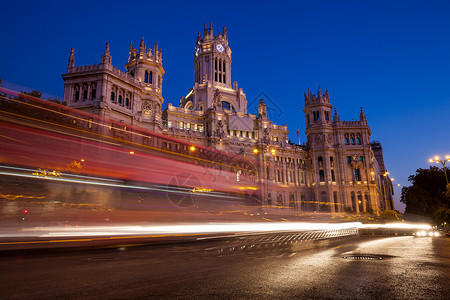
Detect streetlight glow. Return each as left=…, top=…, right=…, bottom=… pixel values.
left=253, top=148, right=259, bottom=154
left=428, top=154, right=450, bottom=190
left=190, top=146, right=196, bottom=152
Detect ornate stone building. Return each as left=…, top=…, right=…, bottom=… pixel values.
left=62, top=23, right=394, bottom=214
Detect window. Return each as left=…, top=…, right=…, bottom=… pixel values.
left=359, top=156, right=364, bottom=162
left=331, top=169, right=336, bottom=182
left=356, top=137, right=361, bottom=144
left=118, top=95, right=122, bottom=104
left=110, top=92, right=115, bottom=102
left=319, top=170, right=325, bottom=182
left=347, top=156, right=351, bottom=163
left=83, top=89, right=88, bottom=100
left=149, top=71, right=153, bottom=84
left=91, top=88, right=96, bottom=99
left=325, top=111, right=330, bottom=121
left=179, top=121, right=184, bottom=129
left=354, top=168, right=361, bottom=181
left=351, top=138, right=355, bottom=144
left=145, top=71, right=149, bottom=83
left=74, top=90, right=79, bottom=101
left=125, top=98, right=129, bottom=107
left=313, top=111, right=320, bottom=121
left=222, top=101, right=230, bottom=110
left=345, top=138, right=349, bottom=144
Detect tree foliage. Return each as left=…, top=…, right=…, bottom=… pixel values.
left=401, top=166, right=450, bottom=224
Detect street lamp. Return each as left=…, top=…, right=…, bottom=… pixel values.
left=428, top=155, right=450, bottom=189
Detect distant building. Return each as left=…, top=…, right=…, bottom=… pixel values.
left=62, top=23, right=394, bottom=214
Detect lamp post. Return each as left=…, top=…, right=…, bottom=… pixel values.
left=428, top=155, right=450, bottom=191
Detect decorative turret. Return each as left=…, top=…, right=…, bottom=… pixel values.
left=360, top=107, right=367, bottom=124
left=304, top=86, right=330, bottom=106
left=125, top=38, right=165, bottom=113
left=258, top=98, right=267, bottom=118
left=139, top=37, right=145, bottom=52
left=68, top=48, right=75, bottom=70
left=101, top=43, right=111, bottom=65
left=303, top=86, right=333, bottom=131
left=333, top=107, right=341, bottom=123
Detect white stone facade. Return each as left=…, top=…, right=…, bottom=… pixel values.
left=62, top=23, right=394, bottom=214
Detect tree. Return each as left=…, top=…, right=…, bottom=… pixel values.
left=22, top=90, right=42, bottom=98
left=401, top=166, right=450, bottom=224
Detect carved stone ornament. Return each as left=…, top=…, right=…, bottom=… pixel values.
left=142, top=101, right=152, bottom=115
left=216, top=120, right=225, bottom=138
left=326, top=133, right=333, bottom=145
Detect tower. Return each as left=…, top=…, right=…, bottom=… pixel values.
left=125, top=37, right=165, bottom=130
left=177, top=23, right=247, bottom=114
left=194, top=23, right=231, bottom=89
left=303, top=86, right=337, bottom=212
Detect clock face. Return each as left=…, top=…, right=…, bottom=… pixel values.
left=216, top=44, right=224, bottom=53
left=195, top=47, right=200, bottom=56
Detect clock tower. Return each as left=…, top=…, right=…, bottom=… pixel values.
left=176, top=23, right=247, bottom=116
left=194, top=22, right=231, bottom=88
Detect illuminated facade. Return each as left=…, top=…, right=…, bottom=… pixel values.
left=62, top=23, right=394, bottom=214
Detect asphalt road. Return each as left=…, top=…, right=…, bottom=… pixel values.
left=1, top=235, right=449, bottom=299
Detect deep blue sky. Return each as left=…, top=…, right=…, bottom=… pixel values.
left=1, top=0, right=449, bottom=212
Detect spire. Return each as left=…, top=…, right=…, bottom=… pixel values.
left=258, top=98, right=267, bottom=118
left=317, top=85, right=322, bottom=99
left=333, top=107, right=341, bottom=123
left=155, top=40, right=159, bottom=52
left=223, top=26, right=227, bottom=38
left=325, top=88, right=329, bottom=100
left=128, top=42, right=134, bottom=62
left=209, top=22, right=213, bottom=36
left=101, top=43, right=111, bottom=64
left=360, top=107, right=367, bottom=123
left=68, top=48, right=75, bottom=69
left=139, top=37, right=145, bottom=53
left=203, top=23, right=208, bottom=37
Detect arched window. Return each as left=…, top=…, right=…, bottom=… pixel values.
left=125, top=98, right=129, bottom=107
left=144, top=71, right=149, bottom=83
left=351, top=138, right=355, bottom=144
left=149, top=71, right=153, bottom=84
left=356, top=137, right=361, bottom=144
left=345, top=137, right=349, bottom=144
left=118, top=95, right=122, bottom=104
left=110, top=92, right=115, bottom=102
left=222, top=101, right=231, bottom=110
